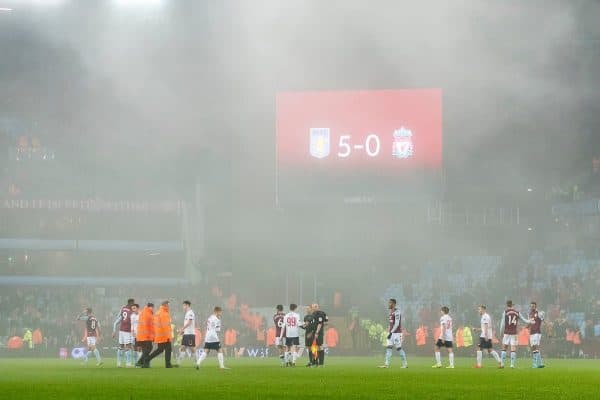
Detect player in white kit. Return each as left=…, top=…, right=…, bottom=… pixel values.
left=280, top=303, right=301, bottom=366
left=130, top=304, right=141, bottom=364
left=196, top=306, right=229, bottom=370
left=177, top=300, right=197, bottom=366
left=474, top=305, right=502, bottom=368
left=432, top=306, right=454, bottom=369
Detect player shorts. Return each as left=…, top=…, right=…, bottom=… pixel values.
left=436, top=339, right=453, bottom=348
left=502, top=334, right=518, bottom=346
left=386, top=333, right=403, bottom=349
left=275, top=337, right=284, bottom=347
left=478, top=337, right=492, bottom=349
left=119, top=331, right=133, bottom=345
left=86, top=337, right=97, bottom=347
left=182, top=334, right=196, bottom=347
left=285, top=337, right=300, bottom=347
left=529, top=333, right=542, bottom=347
left=204, top=341, right=221, bottom=350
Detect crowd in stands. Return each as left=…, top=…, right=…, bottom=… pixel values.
left=370, top=251, right=600, bottom=358
left=1, top=249, right=599, bottom=359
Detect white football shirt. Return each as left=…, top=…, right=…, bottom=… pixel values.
left=130, top=313, right=139, bottom=337
left=440, top=314, right=453, bottom=342
left=205, top=314, right=221, bottom=343
left=282, top=312, right=301, bottom=338
left=480, top=313, right=492, bottom=339
left=183, top=310, right=196, bottom=335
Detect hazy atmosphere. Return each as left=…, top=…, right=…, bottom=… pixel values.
left=1, top=0, right=600, bottom=378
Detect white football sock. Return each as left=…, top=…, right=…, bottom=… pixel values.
left=435, top=351, right=441, bottom=365
left=196, top=351, right=206, bottom=366
left=449, top=353, right=454, bottom=367
left=476, top=350, right=483, bottom=366
left=491, top=350, right=500, bottom=362
left=217, top=353, right=225, bottom=368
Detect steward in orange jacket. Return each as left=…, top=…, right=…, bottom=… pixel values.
left=456, top=328, right=464, bottom=348
left=325, top=327, right=339, bottom=348
left=147, top=301, right=176, bottom=368
left=415, top=326, right=427, bottom=346
left=135, top=303, right=155, bottom=368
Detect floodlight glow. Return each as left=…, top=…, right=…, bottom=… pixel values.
left=0, top=7, right=13, bottom=11
left=113, top=0, right=164, bottom=6
left=30, top=0, right=68, bottom=5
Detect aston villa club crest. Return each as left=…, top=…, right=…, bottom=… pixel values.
left=310, top=128, right=330, bottom=159
left=392, top=127, right=414, bottom=159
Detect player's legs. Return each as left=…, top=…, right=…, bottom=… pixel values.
left=198, top=342, right=224, bottom=369
left=446, top=346, right=454, bottom=368
left=88, top=340, right=102, bottom=365
left=509, top=334, right=518, bottom=368
left=125, top=342, right=133, bottom=367
left=531, top=339, right=539, bottom=368
left=500, top=335, right=510, bottom=367
left=84, top=344, right=92, bottom=364
left=276, top=337, right=285, bottom=366
left=316, top=334, right=325, bottom=366
left=284, top=345, right=292, bottom=366
left=382, top=345, right=394, bottom=368
left=487, top=348, right=501, bottom=364
left=116, top=344, right=123, bottom=367
left=178, top=344, right=186, bottom=364
left=432, top=341, right=443, bottom=368
left=395, top=334, right=407, bottom=367
left=196, top=348, right=209, bottom=368
left=216, top=347, right=228, bottom=369
left=530, top=334, right=544, bottom=368
left=291, top=343, right=298, bottom=365
left=476, top=340, right=483, bottom=368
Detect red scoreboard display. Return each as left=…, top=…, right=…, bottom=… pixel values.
left=276, top=89, right=443, bottom=204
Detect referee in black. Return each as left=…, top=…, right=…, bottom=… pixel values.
left=311, top=303, right=328, bottom=367
left=301, top=305, right=316, bottom=367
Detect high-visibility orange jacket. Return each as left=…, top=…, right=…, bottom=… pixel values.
left=195, top=328, right=202, bottom=346
left=566, top=329, right=575, bottom=342
left=325, top=328, right=339, bottom=348
left=263, top=327, right=273, bottom=345
left=153, top=305, right=172, bottom=344
left=32, top=329, right=43, bottom=345
left=137, top=306, right=155, bottom=342
left=224, top=329, right=238, bottom=346
left=416, top=326, right=427, bottom=346
left=573, top=331, right=582, bottom=345
left=456, top=328, right=464, bottom=347
left=518, top=328, right=530, bottom=346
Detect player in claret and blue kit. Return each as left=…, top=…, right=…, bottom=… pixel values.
left=273, top=304, right=286, bottom=366
left=499, top=300, right=530, bottom=368
left=78, top=307, right=103, bottom=366
left=529, top=302, right=545, bottom=368
left=378, top=298, right=408, bottom=369
left=113, top=298, right=135, bottom=368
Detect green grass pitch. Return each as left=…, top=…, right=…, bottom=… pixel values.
left=0, top=356, right=597, bottom=399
